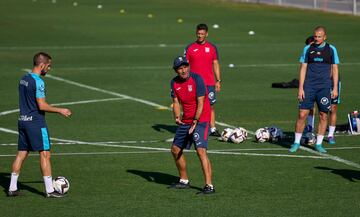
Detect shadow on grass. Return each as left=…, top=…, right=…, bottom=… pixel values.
left=152, top=124, right=177, bottom=134
left=0, top=172, right=44, bottom=196
left=126, top=169, right=202, bottom=191
left=314, top=167, right=360, bottom=182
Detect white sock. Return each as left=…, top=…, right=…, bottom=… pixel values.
left=328, top=126, right=336, bottom=137
left=179, top=179, right=189, bottom=184
left=210, top=127, right=216, bottom=133
left=43, top=176, right=54, bottom=193
left=316, top=135, right=324, bottom=145
left=207, top=184, right=214, bottom=188
left=9, top=172, right=19, bottom=191
left=307, top=115, right=315, bottom=130
left=294, top=133, right=302, bottom=144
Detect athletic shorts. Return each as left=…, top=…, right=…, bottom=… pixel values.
left=207, top=86, right=216, bottom=105
left=299, top=87, right=331, bottom=113
left=173, top=122, right=210, bottom=150
left=331, top=81, right=341, bottom=105
left=18, top=121, right=51, bottom=151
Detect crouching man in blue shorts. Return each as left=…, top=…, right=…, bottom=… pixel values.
left=169, top=56, right=215, bottom=194
left=7, top=52, right=72, bottom=198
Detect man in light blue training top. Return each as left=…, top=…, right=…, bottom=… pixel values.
left=290, top=26, right=339, bottom=153
left=7, top=52, right=72, bottom=198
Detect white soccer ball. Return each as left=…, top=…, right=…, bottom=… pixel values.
left=53, top=176, right=70, bottom=194
left=97, top=4, right=103, bottom=9
left=228, top=63, right=235, bottom=68
left=221, top=128, right=234, bottom=142
left=248, top=30, right=255, bottom=35
left=212, top=24, right=219, bottom=29
left=255, top=128, right=270, bottom=143
left=230, top=127, right=248, bottom=143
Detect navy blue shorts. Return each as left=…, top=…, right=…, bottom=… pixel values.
left=18, top=121, right=51, bottom=151
left=173, top=122, right=210, bottom=150
left=207, top=86, right=216, bottom=105
left=331, top=81, right=341, bottom=105
left=299, top=87, right=331, bottom=113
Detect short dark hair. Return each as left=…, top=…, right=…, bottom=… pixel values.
left=196, top=23, right=208, bottom=32
left=33, top=52, right=52, bottom=66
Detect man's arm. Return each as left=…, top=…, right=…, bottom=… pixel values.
left=36, top=98, right=72, bottom=117
left=172, top=97, right=184, bottom=125
left=189, top=95, right=204, bottom=134
left=331, top=64, right=339, bottom=99
left=213, top=59, right=221, bottom=92
left=298, top=63, right=307, bottom=101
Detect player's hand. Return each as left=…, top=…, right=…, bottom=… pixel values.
left=188, top=119, right=198, bottom=134
left=175, top=117, right=184, bottom=125
left=298, top=89, right=305, bottom=102
left=60, top=108, right=72, bottom=118
left=215, top=82, right=221, bottom=92
left=331, top=89, right=338, bottom=99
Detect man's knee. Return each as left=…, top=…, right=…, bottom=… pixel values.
left=319, top=112, right=328, bottom=121
left=40, top=151, right=51, bottom=160
left=298, top=110, right=309, bottom=120
left=171, top=145, right=183, bottom=159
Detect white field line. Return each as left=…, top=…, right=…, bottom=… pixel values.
left=212, top=146, right=360, bottom=151
left=0, top=151, right=168, bottom=157
left=0, top=127, right=170, bottom=151
left=207, top=150, right=328, bottom=159
left=0, top=97, right=126, bottom=117
left=45, top=73, right=169, bottom=110
left=0, top=127, right=329, bottom=160
left=299, top=146, right=360, bottom=169
left=7, top=72, right=360, bottom=168
left=0, top=143, right=17, bottom=146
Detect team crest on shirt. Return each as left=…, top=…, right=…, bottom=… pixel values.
left=188, top=85, right=193, bottom=92
left=205, top=47, right=210, bottom=53
left=320, top=97, right=329, bottom=105
left=39, top=85, right=45, bottom=92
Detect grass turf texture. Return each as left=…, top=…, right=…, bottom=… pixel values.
left=0, top=0, right=359, bottom=216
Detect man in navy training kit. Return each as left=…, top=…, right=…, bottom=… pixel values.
left=169, top=56, right=215, bottom=194
left=304, top=35, right=341, bottom=145
left=7, top=52, right=72, bottom=198
left=290, top=26, right=339, bottom=153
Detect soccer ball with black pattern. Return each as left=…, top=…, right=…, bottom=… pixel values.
left=230, top=127, right=248, bottom=144
left=301, top=132, right=316, bottom=146
left=221, top=128, right=234, bottom=142
left=255, top=128, right=270, bottom=143
left=53, top=176, right=70, bottom=194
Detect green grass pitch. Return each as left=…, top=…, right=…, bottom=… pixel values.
left=0, top=0, right=359, bottom=216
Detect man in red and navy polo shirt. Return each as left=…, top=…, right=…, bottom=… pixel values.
left=169, top=56, right=215, bottom=195
left=184, top=23, right=222, bottom=137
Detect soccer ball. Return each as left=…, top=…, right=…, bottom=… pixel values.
left=221, top=128, right=234, bottom=142
left=301, top=132, right=317, bottom=145
left=53, top=176, right=70, bottom=194
left=255, top=128, right=270, bottom=143
left=230, top=127, right=247, bottom=143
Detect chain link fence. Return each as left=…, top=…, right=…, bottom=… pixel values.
left=233, top=0, right=359, bottom=15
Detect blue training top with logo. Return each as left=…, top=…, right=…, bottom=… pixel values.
left=18, top=72, right=46, bottom=123
left=299, top=42, right=340, bottom=89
